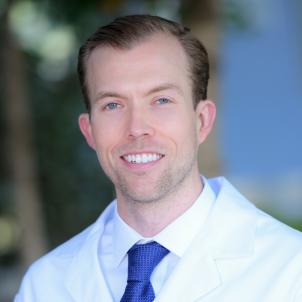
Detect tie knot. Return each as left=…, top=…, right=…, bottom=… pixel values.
left=127, top=241, right=169, bottom=281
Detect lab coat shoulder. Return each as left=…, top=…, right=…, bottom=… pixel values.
left=204, top=177, right=302, bottom=301
left=255, top=206, right=302, bottom=251
left=211, top=176, right=302, bottom=265
left=15, top=224, right=94, bottom=302
left=254, top=207, right=302, bottom=300
left=15, top=201, right=116, bottom=302
left=209, top=177, right=302, bottom=252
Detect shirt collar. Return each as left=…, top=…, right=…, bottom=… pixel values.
left=112, top=176, right=216, bottom=266
left=112, top=205, right=144, bottom=265
left=153, top=177, right=215, bottom=257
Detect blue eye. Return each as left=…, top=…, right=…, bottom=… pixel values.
left=104, top=102, right=120, bottom=110
left=156, top=97, right=170, bottom=105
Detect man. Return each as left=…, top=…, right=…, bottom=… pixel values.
left=15, top=15, right=302, bottom=302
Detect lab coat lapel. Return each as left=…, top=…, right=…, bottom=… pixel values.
left=65, top=204, right=115, bottom=302
left=156, top=177, right=257, bottom=302
left=155, top=234, right=221, bottom=302
left=207, top=177, right=257, bottom=260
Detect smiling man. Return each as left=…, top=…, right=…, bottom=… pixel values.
left=15, top=15, right=302, bottom=302
left=78, top=30, right=214, bottom=237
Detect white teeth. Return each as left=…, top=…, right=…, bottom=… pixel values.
left=136, top=155, right=142, bottom=164
left=123, top=153, right=162, bottom=164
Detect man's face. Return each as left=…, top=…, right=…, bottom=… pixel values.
left=79, top=33, right=215, bottom=204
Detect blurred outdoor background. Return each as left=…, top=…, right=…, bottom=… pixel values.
left=0, top=0, right=301, bottom=300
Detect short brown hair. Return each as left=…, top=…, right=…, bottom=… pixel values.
left=77, top=15, right=209, bottom=112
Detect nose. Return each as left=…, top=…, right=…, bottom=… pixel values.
left=126, top=106, right=155, bottom=139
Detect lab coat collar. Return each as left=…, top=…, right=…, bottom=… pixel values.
left=155, top=177, right=258, bottom=301
left=64, top=202, right=115, bottom=302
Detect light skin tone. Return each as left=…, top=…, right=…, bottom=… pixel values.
left=79, top=33, right=216, bottom=237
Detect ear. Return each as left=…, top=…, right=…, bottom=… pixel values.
left=78, top=113, right=96, bottom=150
left=195, top=100, right=216, bottom=144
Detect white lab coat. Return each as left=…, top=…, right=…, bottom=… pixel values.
left=15, top=177, right=302, bottom=301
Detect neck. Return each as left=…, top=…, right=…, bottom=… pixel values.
left=116, top=174, right=203, bottom=237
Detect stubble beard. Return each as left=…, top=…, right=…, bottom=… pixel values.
left=114, top=148, right=199, bottom=205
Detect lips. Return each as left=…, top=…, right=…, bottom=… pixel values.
left=121, top=153, right=164, bottom=164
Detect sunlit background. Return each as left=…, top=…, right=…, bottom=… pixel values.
left=0, top=0, right=301, bottom=300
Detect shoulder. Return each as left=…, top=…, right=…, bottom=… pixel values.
left=14, top=225, right=93, bottom=301
left=208, top=176, right=302, bottom=260
left=15, top=201, right=116, bottom=301
left=28, top=200, right=115, bottom=269
left=209, top=176, right=302, bottom=242
left=254, top=212, right=302, bottom=299
left=253, top=206, right=302, bottom=270
left=207, top=177, right=302, bottom=298
left=29, top=222, right=94, bottom=275
left=211, top=179, right=302, bottom=263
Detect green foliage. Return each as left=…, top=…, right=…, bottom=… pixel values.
left=1, top=0, right=120, bottom=251
left=0, top=0, right=182, bottom=259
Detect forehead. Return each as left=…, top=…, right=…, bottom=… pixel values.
left=88, top=32, right=188, bottom=61
left=88, top=33, right=190, bottom=76
left=85, top=33, right=192, bottom=99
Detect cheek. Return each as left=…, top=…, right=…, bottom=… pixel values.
left=152, top=108, right=185, bottom=129
left=92, top=128, right=120, bottom=178
left=91, top=118, right=125, bottom=157
left=154, top=110, right=198, bottom=146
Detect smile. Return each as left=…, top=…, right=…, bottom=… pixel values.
left=122, top=153, right=164, bottom=164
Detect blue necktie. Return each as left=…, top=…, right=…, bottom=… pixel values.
left=120, top=241, right=169, bottom=302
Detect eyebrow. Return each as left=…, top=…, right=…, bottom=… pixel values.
left=93, top=83, right=183, bottom=103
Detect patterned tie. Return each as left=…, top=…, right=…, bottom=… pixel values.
left=120, top=241, right=169, bottom=302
